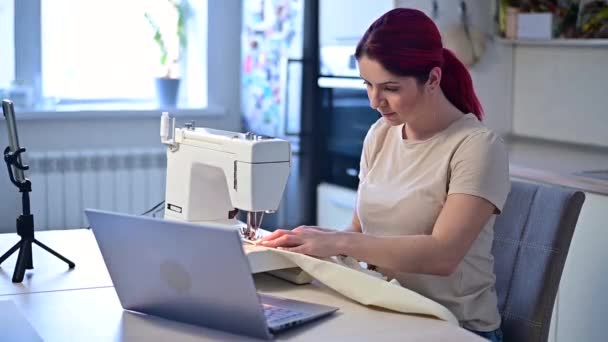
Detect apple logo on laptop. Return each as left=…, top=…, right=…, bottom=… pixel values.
left=159, top=259, right=192, bottom=294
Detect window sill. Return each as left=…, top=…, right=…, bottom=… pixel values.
left=11, top=104, right=227, bottom=121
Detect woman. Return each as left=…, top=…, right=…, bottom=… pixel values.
left=260, top=8, right=509, bottom=342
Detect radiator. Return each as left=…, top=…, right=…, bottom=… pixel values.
left=26, top=148, right=167, bottom=230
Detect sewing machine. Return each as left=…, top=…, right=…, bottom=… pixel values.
left=160, top=113, right=311, bottom=283
left=160, top=112, right=290, bottom=239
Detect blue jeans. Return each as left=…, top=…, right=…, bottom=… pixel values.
left=467, top=328, right=503, bottom=342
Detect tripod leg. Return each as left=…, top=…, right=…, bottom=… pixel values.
left=0, top=241, right=21, bottom=265
left=25, top=239, right=33, bottom=269
left=12, top=241, right=29, bottom=282
left=33, top=239, right=75, bottom=268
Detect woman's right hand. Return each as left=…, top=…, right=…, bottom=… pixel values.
left=257, top=226, right=343, bottom=258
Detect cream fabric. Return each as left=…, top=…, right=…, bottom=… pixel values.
left=259, top=247, right=459, bottom=325
left=357, top=114, right=510, bottom=331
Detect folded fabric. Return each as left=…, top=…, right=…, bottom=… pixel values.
left=260, top=247, right=458, bottom=325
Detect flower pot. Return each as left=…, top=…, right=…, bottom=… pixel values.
left=155, top=77, right=180, bottom=108
left=517, top=12, right=553, bottom=40
left=505, top=7, right=519, bottom=39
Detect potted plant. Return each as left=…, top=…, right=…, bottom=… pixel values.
left=498, top=0, right=521, bottom=39
left=145, top=0, right=190, bottom=108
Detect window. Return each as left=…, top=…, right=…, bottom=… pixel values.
left=0, top=0, right=14, bottom=91
left=7, top=0, right=209, bottom=110
left=41, top=0, right=162, bottom=101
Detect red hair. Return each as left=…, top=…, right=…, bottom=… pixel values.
left=355, top=8, right=484, bottom=121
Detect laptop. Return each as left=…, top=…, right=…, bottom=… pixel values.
left=85, top=209, right=338, bottom=340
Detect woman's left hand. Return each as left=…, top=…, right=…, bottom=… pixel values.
left=257, top=226, right=340, bottom=258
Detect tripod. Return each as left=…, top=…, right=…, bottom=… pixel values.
left=0, top=146, right=75, bottom=283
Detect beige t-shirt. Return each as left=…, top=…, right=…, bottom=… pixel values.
left=357, top=114, right=510, bottom=331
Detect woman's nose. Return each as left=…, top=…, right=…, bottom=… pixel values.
left=368, top=89, right=382, bottom=109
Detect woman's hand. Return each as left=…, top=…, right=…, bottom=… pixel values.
left=258, top=226, right=341, bottom=258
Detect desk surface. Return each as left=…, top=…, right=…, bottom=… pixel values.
left=0, top=229, right=483, bottom=341
left=0, top=229, right=112, bottom=295
left=506, top=135, right=608, bottom=195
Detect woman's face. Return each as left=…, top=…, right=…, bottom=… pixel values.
left=358, top=55, right=428, bottom=126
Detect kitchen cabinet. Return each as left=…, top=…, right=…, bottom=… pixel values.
left=316, top=182, right=357, bottom=230
left=511, top=41, right=608, bottom=148
left=551, top=192, right=608, bottom=342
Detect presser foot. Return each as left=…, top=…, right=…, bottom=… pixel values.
left=240, top=227, right=259, bottom=241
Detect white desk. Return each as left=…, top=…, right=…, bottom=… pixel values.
left=0, top=229, right=112, bottom=295
left=0, top=230, right=483, bottom=341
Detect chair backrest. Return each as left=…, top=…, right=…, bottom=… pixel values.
left=492, top=180, right=585, bottom=342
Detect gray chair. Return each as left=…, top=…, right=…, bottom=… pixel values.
left=492, top=180, right=585, bottom=342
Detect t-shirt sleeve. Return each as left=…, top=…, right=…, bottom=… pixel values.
left=448, top=131, right=511, bottom=214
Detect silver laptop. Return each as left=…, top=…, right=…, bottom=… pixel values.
left=85, top=209, right=338, bottom=340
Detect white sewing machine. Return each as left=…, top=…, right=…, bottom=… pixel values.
left=160, top=113, right=311, bottom=283
left=160, top=112, right=290, bottom=236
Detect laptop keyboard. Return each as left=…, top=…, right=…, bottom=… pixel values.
left=262, top=304, right=305, bottom=325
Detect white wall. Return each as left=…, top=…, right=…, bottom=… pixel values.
left=0, top=0, right=243, bottom=232
left=469, top=40, right=514, bottom=136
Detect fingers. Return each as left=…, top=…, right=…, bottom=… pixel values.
left=264, top=227, right=325, bottom=240
left=258, top=232, right=301, bottom=248
left=259, top=229, right=289, bottom=242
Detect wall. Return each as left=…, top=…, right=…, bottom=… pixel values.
left=469, top=39, right=513, bottom=136
left=0, top=0, right=243, bottom=232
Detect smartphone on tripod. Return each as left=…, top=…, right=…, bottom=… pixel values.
left=0, top=99, right=75, bottom=283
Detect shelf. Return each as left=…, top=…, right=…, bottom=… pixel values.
left=318, top=77, right=366, bottom=90
left=496, top=38, right=608, bottom=48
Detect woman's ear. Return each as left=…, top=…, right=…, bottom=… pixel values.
left=427, top=67, right=442, bottom=91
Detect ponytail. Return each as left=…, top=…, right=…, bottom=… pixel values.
left=440, top=48, right=484, bottom=121
left=356, top=9, right=484, bottom=121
